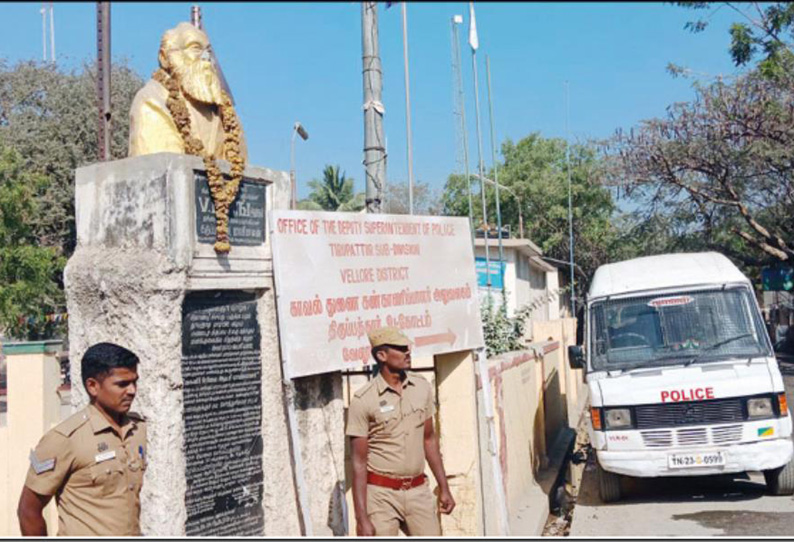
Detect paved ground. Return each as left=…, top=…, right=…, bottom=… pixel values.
left=569, top=359, right=794, bottom=537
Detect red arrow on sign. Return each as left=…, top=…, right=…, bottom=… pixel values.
left=414, top=329, right=457, bottom=348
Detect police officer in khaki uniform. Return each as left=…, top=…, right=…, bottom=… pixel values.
left=17, top=343, right=147, bottom=536
left=346, top=326, right=455, bottom=536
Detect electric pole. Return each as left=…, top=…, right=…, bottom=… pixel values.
left=362, top=2, right=386, bottom=214
left=401, top=3, right=414, bottom=215
left=190, top=5, right=235, bottom=104
left=96, top=2, right=111, bottom=161
left=191, top=4, right=202, bottom=27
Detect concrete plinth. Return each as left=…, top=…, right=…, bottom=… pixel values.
left=64, top=153, right=344, bottom=536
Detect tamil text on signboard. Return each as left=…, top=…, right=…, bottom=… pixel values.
left=270, top=211, right=485, bottom=378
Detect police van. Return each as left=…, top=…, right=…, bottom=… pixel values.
left=569, top=252, right=793, bottom=502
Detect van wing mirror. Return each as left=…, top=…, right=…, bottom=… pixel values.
left=568, top=345, right=585, bottom=370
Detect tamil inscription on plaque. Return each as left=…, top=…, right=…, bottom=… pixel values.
left=195, top=171, right=266, bottom=246
left=182, top=290, right=264, bottom=536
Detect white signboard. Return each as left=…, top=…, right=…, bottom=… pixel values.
left=270, top=210, right=485, bottom=378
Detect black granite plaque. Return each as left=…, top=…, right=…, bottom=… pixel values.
left=182, top=290, right=264, bottom=536
left=195, top=171, right=266, bottom=246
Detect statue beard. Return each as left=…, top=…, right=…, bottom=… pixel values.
left=172, top=58, right=224, bottom=106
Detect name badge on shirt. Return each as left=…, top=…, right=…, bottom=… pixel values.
left=95, top=450, right=116, bottom=464
left=379, top=404, right=395, bottom=413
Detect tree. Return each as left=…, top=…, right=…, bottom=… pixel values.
left=607, top=68, right=794, bottom=267
left=441, top=133, right=619, bottom=294
left=0, top=58, right=144, bottom=257
left=299, top=164, right=365, bottom=212
left=0, top=147, right=66, bottom=339
left=383, top=179, right=442, bottom=215
left=676, top=2, right=794, bottom=79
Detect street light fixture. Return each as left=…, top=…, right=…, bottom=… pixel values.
left=290, top=121, right=309, bottom=210
left=471, top=173, right=524, bottom=239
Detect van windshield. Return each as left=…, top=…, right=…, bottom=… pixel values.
left=589, top=287, right=771, bottom=371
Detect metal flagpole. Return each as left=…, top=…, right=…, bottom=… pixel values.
left=49, top=2, right=55, bottom=62
left=485, top=55, right=505, bottom=299
left=469, top=3, right=490, bottom=290
left=401, top=2, right=415, bottom=215
left=469, top=3, right=510, bottom=536
left=451, top=15, right=475, bottom=248
left=566, top=81, right=575, bottom=317
left=41, top=3, right=47, bottom=62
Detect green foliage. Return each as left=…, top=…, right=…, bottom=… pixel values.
left=729, top=22, right=756, bottom=66
left=675, top=2, right=794, bottom=79
left=609, top=67, right=794, bottom=269
left=302, top=164, right=365, bottom=212
left=439, top=173, right=475, bottom=219
left=0, top=147, right=66, bottom=339
left=0, top=58, right=143, bottom=338
left=295, top=199, right=323, bottom=211
left=0, top=58, right=144, bottom=257
left=480, top=294, right=530, bottom=357
left=441, top=133, right=619, bottom=295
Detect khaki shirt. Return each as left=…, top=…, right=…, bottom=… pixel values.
left=25, top=404, right=147, bottom=536
left=346, top=372, right=435, bottom=477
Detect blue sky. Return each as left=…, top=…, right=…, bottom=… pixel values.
left=1, top=2, right=744, bottom=200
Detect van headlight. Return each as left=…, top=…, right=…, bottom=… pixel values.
left=604, top=408, right=632, bottom=429
left=747, top=397, right=773, bottom=419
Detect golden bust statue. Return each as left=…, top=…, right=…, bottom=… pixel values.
left=129, top=22, right=248, bottom=253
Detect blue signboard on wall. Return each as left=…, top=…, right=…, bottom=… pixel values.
left=475, top=257, right=505, bottom=289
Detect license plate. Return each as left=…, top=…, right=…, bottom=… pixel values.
left=668, top=451, right=726, bottom=469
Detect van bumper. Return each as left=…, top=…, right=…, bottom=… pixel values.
left=597, top=438, right=794, bottom=477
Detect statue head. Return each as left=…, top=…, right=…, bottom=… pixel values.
left=158, top=22, right=223, bottom=105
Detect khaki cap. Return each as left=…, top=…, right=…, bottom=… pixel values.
left=367, top=326, right=411, bottom=348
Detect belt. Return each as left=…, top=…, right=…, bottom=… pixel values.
left=367, top=471, right=426, bottom=490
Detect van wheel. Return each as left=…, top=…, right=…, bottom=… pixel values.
left=596, top=460, right=622, bottom=502
left=764, top=458, right=794, bottom=495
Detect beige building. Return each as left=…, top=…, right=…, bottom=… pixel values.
left=474, top=238, right=563, bottom=331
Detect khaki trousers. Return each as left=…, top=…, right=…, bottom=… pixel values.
left=367, top=481, right=441, bottom=536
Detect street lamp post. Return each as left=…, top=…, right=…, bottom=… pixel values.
left=472, top=173, right=523, bottom=239
left=290, top=122, right=309, bottom=210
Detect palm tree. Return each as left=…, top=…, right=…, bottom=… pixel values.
left=298, top=165, right=365, bottom=212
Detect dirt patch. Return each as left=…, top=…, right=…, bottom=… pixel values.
left=541, top=417, right=591, bottom=536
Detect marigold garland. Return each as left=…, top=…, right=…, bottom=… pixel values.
left=153, top=68, right=246, bottom=253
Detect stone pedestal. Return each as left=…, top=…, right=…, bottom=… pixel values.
left=64, top=153, right=344, bottom=536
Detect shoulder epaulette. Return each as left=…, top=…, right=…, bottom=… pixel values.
left=53, top=408, right=91, bottom=437
left=353, top=379, right=376, bottom=399
left=409, top=371, right=430, bottom=387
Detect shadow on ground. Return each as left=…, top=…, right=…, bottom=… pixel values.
left=577, top=457, right=767, bottom=508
